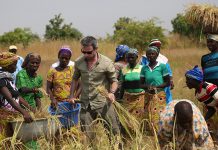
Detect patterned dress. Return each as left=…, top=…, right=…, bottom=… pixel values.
left=159, top=99, right=214, bottom=149
left=47, top=66, right=74, bottom=101
left=140, top=62, right=169, bottom=131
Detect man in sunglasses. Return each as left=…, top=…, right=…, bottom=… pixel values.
left=69, top=36, right=120, bottom=142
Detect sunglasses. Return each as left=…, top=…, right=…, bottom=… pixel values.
left=81, top=49, right=94, bottom=54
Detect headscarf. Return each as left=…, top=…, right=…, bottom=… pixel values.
left=58, top=45, right=72, bottom=57
left=127, top=48, right=138, bottom=57
left=0, top=52, right=18, bottom=68
left=185, top=66, right=203, bottom=82
left=149, top=39, right=162, bottom=47
left=115, top=45, right=129, bottom=62
left=147, top=46, right=159, bottom=54
left=206, top=34, right=218, bottom=42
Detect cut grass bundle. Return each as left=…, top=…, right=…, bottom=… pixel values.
left=185, top=4, right=218, bottom=33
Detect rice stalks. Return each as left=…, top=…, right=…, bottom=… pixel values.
left=97, top=85, right=140, bottom=139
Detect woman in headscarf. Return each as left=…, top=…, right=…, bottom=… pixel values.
left=140, top=39, right=174, bottom=104
left=201, top=34, right=218, bottom=85
left=16, top=53, right=43, bottom=110
left=0, top=52, right=33, bottom=140
left=185, top=65, right=218, bottom=139
left=140, top=46, right=170, bottom=131
left=47, top=46, right=80, bottom=108
left=114, top=45, right=129, bottom=99
left=119, top=48, right=145, bottom=119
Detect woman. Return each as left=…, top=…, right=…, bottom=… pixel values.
left=140, top=46, right=170, bottom=131
left=201, top=34, right=218, bottom=85
left=47, top=46, right=80, bottom=108
left=0, top=52, right=33, bottom=140
left=16, top=53, right=43, bottom=110
left=185, top=66, right=218, bottom=139
left=114, top=45, right=129, bottom=99
left=119, top=48, right=145, bottom=119
left=140, top=39, right=174, bottom=104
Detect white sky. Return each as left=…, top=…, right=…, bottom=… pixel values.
left=0, top=0, right=217, bottom=38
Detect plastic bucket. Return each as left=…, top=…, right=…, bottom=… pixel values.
left=48, top=102, right=81, bottom=129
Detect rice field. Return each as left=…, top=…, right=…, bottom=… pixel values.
left=0, top=37, right=213, bottom=149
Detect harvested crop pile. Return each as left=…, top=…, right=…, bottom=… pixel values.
left=185, top=4, right=218, bottom=33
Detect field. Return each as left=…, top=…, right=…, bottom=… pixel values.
left=0, top=39, right=211, bottom=149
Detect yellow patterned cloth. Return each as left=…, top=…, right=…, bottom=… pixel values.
left=123, top=91, right=145, bottom=120
left=144, top=91, right=166, bottom=131
left=159, top=100, right=214, bottom=149
left=47, top=66, right=74, bottom=102
left=0, top=52, right=18, bottom=67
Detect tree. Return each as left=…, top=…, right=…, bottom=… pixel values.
left=171, top=13, right=202, bottom=39
left=0, top=28, right=39, bottom=48
left=45, top=14, right=82, bottom=40
left=113, top=17, right=166, bottom=52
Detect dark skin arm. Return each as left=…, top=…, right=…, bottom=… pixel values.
left=18, top=87, right=38, bottom=94
left=140, top=75, right=170, bottom=93
left=18, top=96, right=36, bottom=113
left=74, top=79, right=82, bottom=99
left=205, top=106, right=216, bottom=121
left=46, top=81, right=58, bottom=108
left=69, top=79, right=79, bottom=103
left=35, top=98, right=41, bottom=110
left=0, top=87, right=33, bottom=123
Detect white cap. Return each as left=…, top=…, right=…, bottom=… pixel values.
left=9, top=45, right=17, bottom=50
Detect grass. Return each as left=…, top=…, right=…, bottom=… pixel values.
left=0, top=37, right=211, bottom=149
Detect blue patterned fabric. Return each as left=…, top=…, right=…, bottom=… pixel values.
left=185, top=66, right=203, bottom=82
left=115, top=45, right=129, bottom=62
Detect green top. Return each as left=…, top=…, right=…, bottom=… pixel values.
left=120, top=64, right=144, bottom=93
left=16, top=69, right=43, bottom=108
left=140, top=62, right=169, bottom=90
left=73, top=53, right=118, bottom=109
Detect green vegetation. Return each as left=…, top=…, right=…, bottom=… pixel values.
left=113, top=17, right=166, bottom=52
left=171, top=13, right=202, bottom=42
left=44, top=14, right=83, bottom=41
left=0, top=28, right=39, bottom=48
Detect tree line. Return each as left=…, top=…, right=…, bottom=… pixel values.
left=0, top=13, right=201, bottom=50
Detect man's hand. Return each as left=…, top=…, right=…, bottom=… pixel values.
left=108, top=93, right=115, bottom=103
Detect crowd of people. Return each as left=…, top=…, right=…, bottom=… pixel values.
left=0, top=34, right=218, bottom=149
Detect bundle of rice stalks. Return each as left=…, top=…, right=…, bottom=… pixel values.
left=96, top=86, right=140, bottom=139
left=185, top=4, right=218, bottom=33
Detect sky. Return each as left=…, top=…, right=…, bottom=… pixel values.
left=0, top=0, right=217, bottom=38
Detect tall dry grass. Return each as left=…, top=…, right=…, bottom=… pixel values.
left=0, top=36, right=210, bottom=149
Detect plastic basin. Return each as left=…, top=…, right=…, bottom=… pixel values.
left=48, top=102, right=81, bottom=129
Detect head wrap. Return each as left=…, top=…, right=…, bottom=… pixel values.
left=147, top=46, right=159, bottom=54
left=149, top=39, right=161, bottom=47
left=115, top=45, right=129, bottom=62
left=127, top=48, right=138, bottom=57
left=206, top=34, right=218, bottom=42
left=0, top=52, right=18, bottom=68
left=58, top=45, right=72, bottom=57
left=185, top=66, right=203, bottom=82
